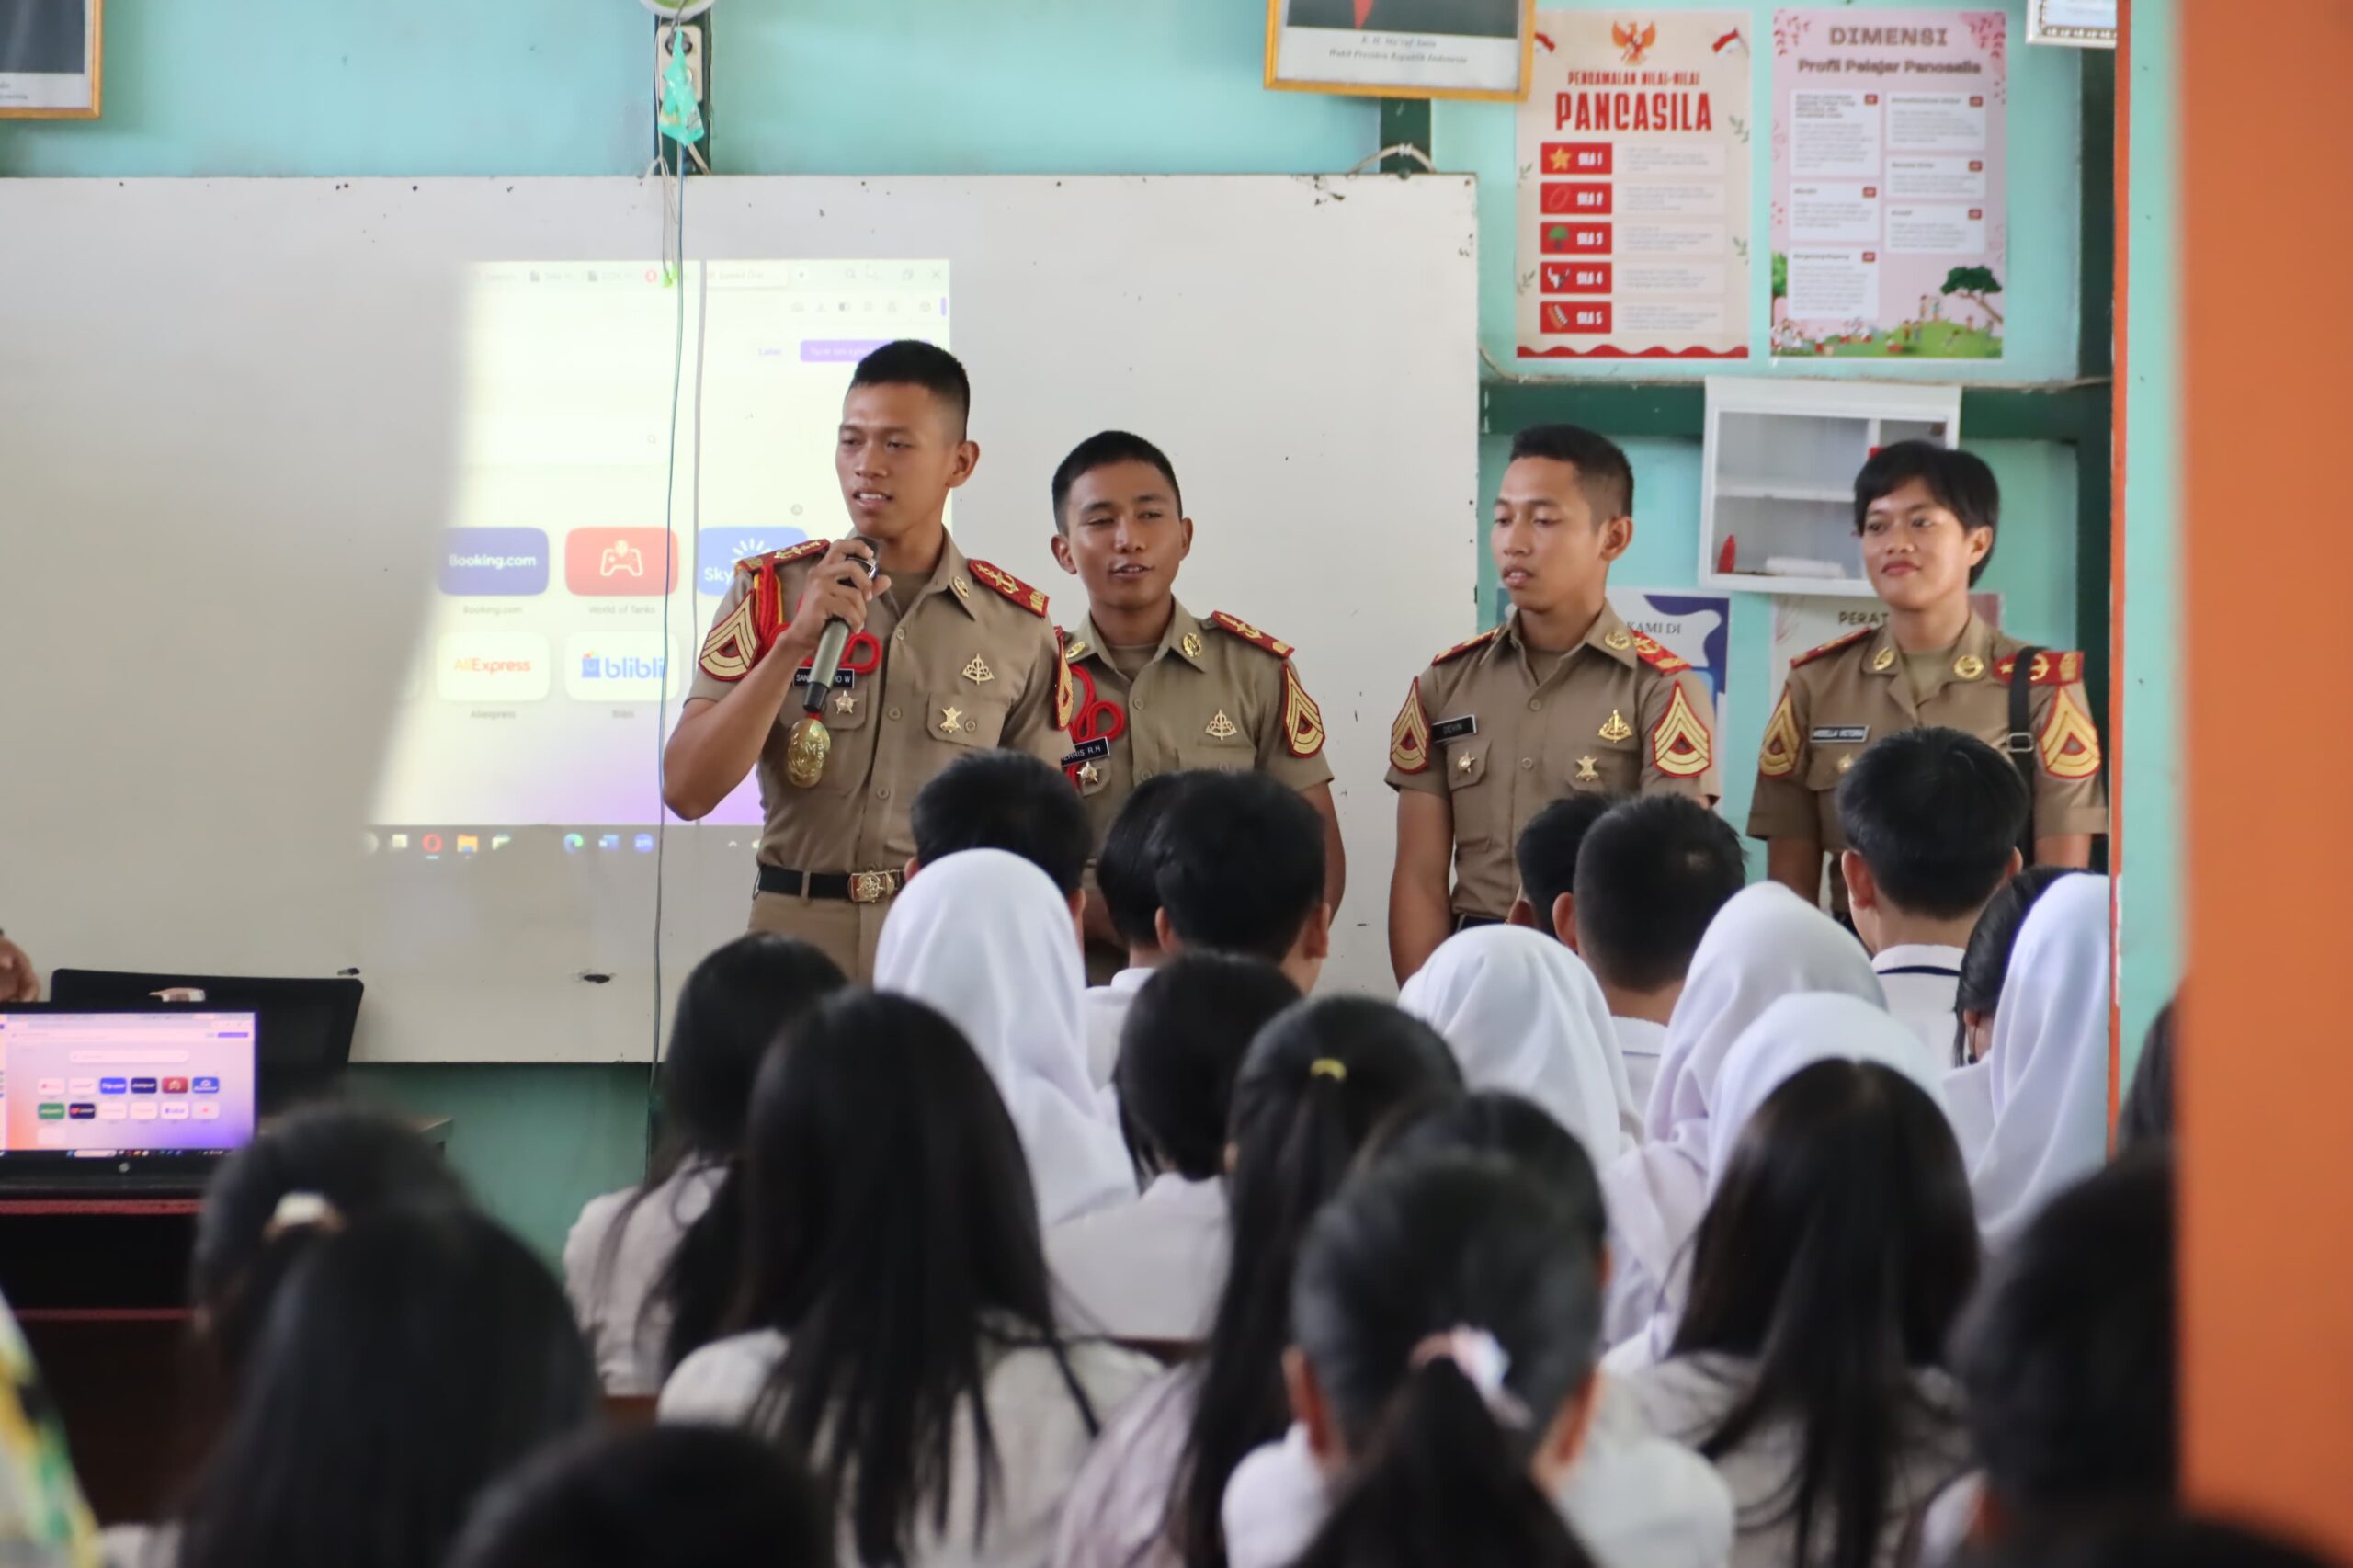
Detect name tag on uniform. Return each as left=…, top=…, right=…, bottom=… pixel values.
left=1430, top=715, right=1478, bottom=744
left=1811, top=725, right=1870, bottom=744
left=1061, top=737, right=1112, bottom=767
left=794, top=669, right=856, bottom=689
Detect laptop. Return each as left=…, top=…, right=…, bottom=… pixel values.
left=49, top=971, right=359, bottom=1115
left=0, top=1006, right=261, bottom=1195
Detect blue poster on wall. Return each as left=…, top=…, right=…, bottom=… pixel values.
left=1608, top=588, right=1731, bottom=710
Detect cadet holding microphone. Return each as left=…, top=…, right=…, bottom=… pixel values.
left=663, top=342, right=1073, bottom=980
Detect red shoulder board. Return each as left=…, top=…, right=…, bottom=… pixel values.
left=1631, top=631, right=1691, bottom=676
left=1431, top=627, right=1503, bottom=665
left=1994, top=650, right=2086, bottom=687
left=1208, top=611, right=1296, bottom=660
left=967, top=559, right=1050, bottom=618
left=1790, top=626, right=1875, bottom=670
left=733, top=538, right=827, bottom=577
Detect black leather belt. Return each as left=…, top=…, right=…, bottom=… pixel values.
left=756, top=865, right=904, bottom=905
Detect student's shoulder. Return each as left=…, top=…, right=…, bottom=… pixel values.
left=1205, top=610, right=1299, bottom=662
left=1405, top=626, right=1504, bottom=699
left=733, top=538, right=828, bottom=581
left=964, top=558, right=1054, bottom=623
left=1992, top=645, right=2090, bottom=687
left=561, top=1185, right=636, bottom=1277
left=1788, top=624, right=1876, bottom=677
left=656, top=1329, right=787, bottom=1424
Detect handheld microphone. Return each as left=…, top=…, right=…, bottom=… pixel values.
left=801, top=535, right=881, bottom=717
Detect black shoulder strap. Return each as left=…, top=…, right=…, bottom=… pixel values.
left=2007, top=647, right=2042, bottom=866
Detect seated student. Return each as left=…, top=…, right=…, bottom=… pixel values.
left=165, top=1207, right=598, bottom=1568
left=1154, top=771, right=1332, bottom=994
left=1924, top=1148, right=2176, bottom=1564
left=1280, top=1155, right=1611, bottom=1568
left=449, top=1426, right=835, bottom=1568
left=1507, top=791, right=1622, bottom=939
left=563, top=933, right=846, bottom=1394
left=659, top=990, right=1159, bottom=1568
left=877, top=848, right=1136, bottom=1226
left=1949, top=866, right=2082, bottom=1068
left=1222, top=1094, right=1735, bottom=1568
left=1397, top=925, right=1641, bottom=1163
left=910, top=748, right=1094, bottom=936
left=1048, top=954, right=1300, bottom=1344
left=1569, top=797, right=1748, bottom=1113
left=1621, top=997, right=1979, bottom=1568
left=1083, top=772, right=1206, bottom=1089
left=1943, top=874, right=2112, bottom=1248
left=1836, top=727, right=2029, bottom=1067
left=1052, top=999, right=1462, bottom=1568
left=2118, top=995, right=2177, bottom=1148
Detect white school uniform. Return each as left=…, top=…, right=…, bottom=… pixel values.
left=563, top=1161, right=724, bottom=1396
left=1939, top=875, right=2113, bottom=1251
left=877, top=850, right=1138, bottom=1228
left=663, top=1326, right=1160, bottom=1568
left=1871, top=943, right=1966, bottom=1072
left=1219, top=1377, right=1735, bottom=1568
left=1620, top=1354, right=1971, bottom=1568
left=1397, top=926, right=1643, bottom=1164
left=1599, top=886, right=1886, bottom=1348
left=1082, top=968, right=1152, bottom=1091
left=1613, top=1015, right=1669, bottom=1120
left=1047, top=1175, right=1227, bottom=1344
left=1051, top=1366, right=1196, bottom=1568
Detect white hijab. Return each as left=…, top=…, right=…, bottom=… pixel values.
left=875, top=848, right=1136, bottom=1227
left=1956, top=873, right=2113, bottom=1251
left=1600, top=883, right=1886, bottom=1292
left=1702, top=993, right=1955, bottom=1188
left=1397, top=926, right=1642, bottom=1164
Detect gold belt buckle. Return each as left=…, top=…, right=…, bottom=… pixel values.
left=848, top=869, right=901, bottom=905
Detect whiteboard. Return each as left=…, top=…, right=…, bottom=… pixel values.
left=0, top=176, right=1480, bottom=1062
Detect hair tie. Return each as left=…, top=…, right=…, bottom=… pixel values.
left=264, top=1191, right=345, bottom=1242
left=1309, top=1058, right=1347, bottom=1083
left=1410, top=1325, right=1530, bottom=1428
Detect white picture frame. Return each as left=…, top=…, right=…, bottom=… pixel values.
left=1266, top=0, right=1535, bottom=102
left=2026, top=0, right=2117, bottom=49
left=0, top=0, right=102, bottom=119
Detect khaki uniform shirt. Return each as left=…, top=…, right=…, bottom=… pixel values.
left=1386, top=604, right=1722, bottom=922
left=1746, top=614, right=2109, bottom=855
left=688, top=535, right=1069, bottom=943
left=1062, top=600, right=1334, bottom=843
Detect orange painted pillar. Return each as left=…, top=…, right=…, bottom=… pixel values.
left=2180, top=0, right=2353, bottom=1554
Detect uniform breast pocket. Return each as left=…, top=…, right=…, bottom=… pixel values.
left=1174, top=738, right=1257, bottom=775
left=1443, top=741, right=1499, bottom=846
left=1802, top=744, right=1856, bottom=833
left=922, top=690, right=1011, bottom=753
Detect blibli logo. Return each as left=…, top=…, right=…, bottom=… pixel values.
left=563, top=634, right=680, bottom=701
left=578, top=650, right=670, bottom=682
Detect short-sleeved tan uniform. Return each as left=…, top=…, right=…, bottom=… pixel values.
left=688, top=535, right=1071, bottom=978
left=1746, top=614, right=2108, bottom=888
left=1386, top=603, right=1722, bottom=925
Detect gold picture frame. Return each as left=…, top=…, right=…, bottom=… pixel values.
left=0, top=0, right=103, bottom=120
left=1266, top=0, right=1535, bottom=103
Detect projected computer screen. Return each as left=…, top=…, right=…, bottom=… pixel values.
left=368, top=259, right=949, bottom=858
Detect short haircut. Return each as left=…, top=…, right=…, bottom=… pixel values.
left=1513, top=791, right=1621, bottom=939
left=1573, top=796, right=1747, bottom=993
left=910, top=750, right=1088, bottom=896
left=1837, top=726, right=2030, bottom=919
left=1506, top=423, right=1634, bottom=520
left=1854, top=439, right=2000, bottom=585
left=848, top=339, right=972, bottom=436
left=1155, top=772, right=1326, bottom=965
left=1050, top=430, right=1184, bottom=532
left=1115, top=955, right=1300, bottom=1182
left=1097, top=771, right=1202, bottom=949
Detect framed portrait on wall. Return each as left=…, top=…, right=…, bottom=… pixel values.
left=1267, top=0, right=1535, bottom=102
left=1, top=0, right=103, bottom=119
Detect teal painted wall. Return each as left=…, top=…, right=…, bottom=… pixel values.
left=6, top=0, right=2109, bottom=1257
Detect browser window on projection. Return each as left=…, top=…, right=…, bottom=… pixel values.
left=367, top=259, right=950, bottom=861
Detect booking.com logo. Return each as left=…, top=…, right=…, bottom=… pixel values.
left=440, top=528, right=551, bottom=596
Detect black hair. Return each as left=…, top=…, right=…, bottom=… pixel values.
left=1671, top=1060, right=1981, bottom=1568
left=1957, top=1516, right=2336, bottom=1568
left=1512, top=792, right=1620, bottom=940
left=1290, top=1156, right=1602, bottom=1568
left=1171, top=997, right=1462, bottom=1568
left=1837, top=727, right=2030, bottom=919
left=1573, top=795, right=1748, bottom=993
left=1115, top=954, right=1300, bottom=1183
left=1955, top=867, right=2087, bottom=1051
left=191, top=1105, right=470, bottom=1382
left=1098, top=771, right=1205, bottom=951
left=2119, top=997, right=2177, bottom=1149
left=912, top=749, right=1091, bottom=896
left=1956, top=1144, right=2177, bottom=1528
left=176, top=1207, right=597, bottom=1568
left=729, top=989, right=1097, bottom=1567
left=640, top=935, right=847, bottom=1375
left=1506, top=424, right=1634, bottom=520
left=1373, top=1091, right=1606, bottom=1263
left=1051, top=429, right=1185, bottom=531
left=1854, top=440, right=2001, bottom=585
left=448, top=1425, right=835, bottom=1568
left=1155, top=772, right=1326, bottom=966
left=848, top=338, right=972, bottom=435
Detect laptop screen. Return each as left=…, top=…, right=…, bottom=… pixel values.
left=0, top=1010, right=260, bottom=1160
